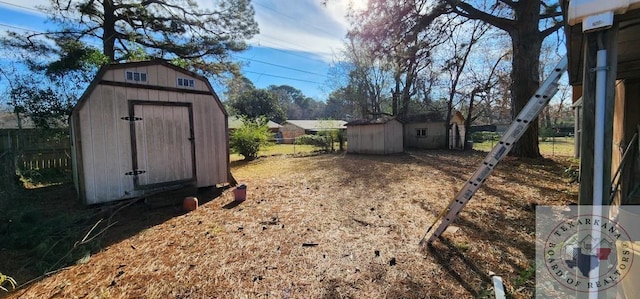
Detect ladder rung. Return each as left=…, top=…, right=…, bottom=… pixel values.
left=421, top=56, right=568, bottom=244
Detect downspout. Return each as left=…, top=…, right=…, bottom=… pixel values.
left=588, top=42, right=608, bottom=299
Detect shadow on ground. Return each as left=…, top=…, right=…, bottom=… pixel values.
left=0, top=182, right=229, bottom=287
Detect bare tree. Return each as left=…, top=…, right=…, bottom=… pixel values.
left=346, top=0, right=451, bottom=119
left=438, top=18, right=491, bottom=148
left=419, top=0, right=563, bottom=157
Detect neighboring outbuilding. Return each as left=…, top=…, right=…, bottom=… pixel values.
left=346, top=117, right=403, bottom=155
left=0, top=112, right=36, bottom=129
left=70, top=59, right=230, bottom=205
left=402, top=111, right=466, bottom=150
left=279, top=120, right=346, bottom=144
left=227, top=116, right=282, bottom=133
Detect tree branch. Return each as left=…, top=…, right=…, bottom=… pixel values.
left=541, top=11, right=563, bottom=19
left=540, top=22, right=563, bottom=38
left=497, top=0, right=516, bottom=8
left=447, top=0, right=515, bottom=32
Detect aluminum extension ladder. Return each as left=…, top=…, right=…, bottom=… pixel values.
left=420, top=56, right=568, bottom=245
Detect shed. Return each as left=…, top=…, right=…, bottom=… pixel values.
left=70, top=59, right=230, bottom=205
left=402, top=111, right=466, bottom=149
left=346, top=117, right=403, bottom=154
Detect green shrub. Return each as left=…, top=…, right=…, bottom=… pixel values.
left=539, top=126, right=554, bottom=141
left=2, top=203, right=99, bottom=274
left=295, top=134, right=329, bottom=148
left=471, top=131, right=501, bottom=143
left=229, top=117, right=273, bottom=160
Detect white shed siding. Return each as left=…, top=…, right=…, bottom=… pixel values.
left=79, top=84, right=133, bottom=203
left=347, top=120, right=403, bottom=154
left=355, top=124, right=384, bottom=154
left=383, top=120, right=403, bottom=154
left=73, top=61, right=229, bottom=204
left=191, top=94, right=227, bottom=186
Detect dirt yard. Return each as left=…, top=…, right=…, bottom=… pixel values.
left=2, top=150, right=578, bottom=298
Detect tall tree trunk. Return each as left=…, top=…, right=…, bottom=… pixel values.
left=103, top=0, right=116, bottom=61
left=437, top=0, right=563, bottom=157
left=444, top=100, right=453, bottom=148
left=464, top=92, right=476, bottom=150
left=508, top=5, right=543, bottom=158
left=392, top=79, right=400, bottom=116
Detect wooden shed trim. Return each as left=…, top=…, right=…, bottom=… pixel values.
left=100, top=80, right=215, bottom=95
left=72, top=60, right=228, bottom=117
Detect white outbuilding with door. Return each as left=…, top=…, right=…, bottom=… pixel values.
left=70, top=60, right=230, bottom=205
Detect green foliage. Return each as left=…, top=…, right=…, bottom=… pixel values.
left=1, top=201, right=100, bottom=275
left=267, top=85, right=327, bottom=119
left=19, top=168, right=72, bottom=186
left=229, top=89, right=286, bottom=123
left=295, top=134, right=328, bottom=147
left=0, top=272, right=17, bottom=292
left=539, top=126, right=555, bottom=141
left=229, top=118, right=273, bottom=160
left=41, top=0, right=257, bottom=76
left=1, top=39, right=105, bottom=129
left=514, top=262, right=536, bottom=289
left=8, top=85, right=73, bottom=129
left=471, top=131, right=500, bottom=143
left=44, top=39, right=109, bottom=78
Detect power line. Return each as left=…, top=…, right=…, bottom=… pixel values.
left=234, top=55, right=328, bottom=78
left=0, top=23, right=39, bottom=33
left=0, top=1, right=42, bottom=13
left=244, top=70, right=324, bottom=85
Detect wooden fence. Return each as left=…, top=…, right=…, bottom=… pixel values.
left=0, top=128, right=71, bottom=173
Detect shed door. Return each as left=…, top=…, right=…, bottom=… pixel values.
left=129, top=101, right=196, bottom=189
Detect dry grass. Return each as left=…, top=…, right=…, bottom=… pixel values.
left=231, top=144, right=319, bottom=161
left=474, top=137, right=576, bottom=157
left=4, top=150, right=578, bottom=299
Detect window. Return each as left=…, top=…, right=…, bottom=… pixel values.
left=416, top=128, right=427, bottom=138
left=125, top=71, right=148, bottom=82
left=177, top=77, right=195, bottom=88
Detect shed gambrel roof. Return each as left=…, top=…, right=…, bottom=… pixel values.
left=72, top=59, right=227, bottom=116
left=283, top=120, right=347, bottom=131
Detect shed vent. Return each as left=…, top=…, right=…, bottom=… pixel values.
left=178, top=78, right=195, bottom=88
left=125, top=71, right=148, bottom=82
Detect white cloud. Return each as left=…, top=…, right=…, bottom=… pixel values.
left=0, top=0, right=354, bottom=62
left=249, top=0, right=352, bottom=62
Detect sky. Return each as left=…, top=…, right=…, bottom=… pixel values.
left=0, top=0, right=366, bottom=100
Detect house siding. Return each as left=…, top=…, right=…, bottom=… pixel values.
left=404, top=122, right=447, bottom=149
left=279, top=123, right=305, bottom=144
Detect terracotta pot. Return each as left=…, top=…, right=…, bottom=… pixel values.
left=183, top=196, right=198, bottom=211
left=234, top=184, right=247, bottom=201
